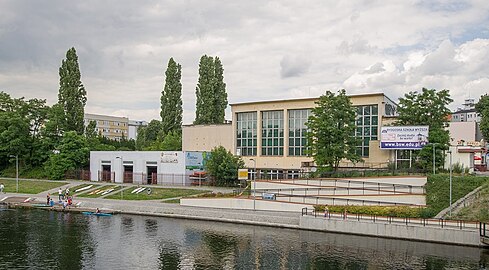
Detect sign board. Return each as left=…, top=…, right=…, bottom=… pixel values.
left=161, top=152, right=179, bottom=163
left=380, top=126, right=429, bottom=149
left=185, top=152, right=209, bottom=170
left=238, top=169, right=248, bottom=180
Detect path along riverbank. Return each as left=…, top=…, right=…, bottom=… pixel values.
left=1, top=191, right=487, bottom=248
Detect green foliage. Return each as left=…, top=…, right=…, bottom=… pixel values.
left=425, top=174, right=489, bottom=215
left=194, top=55, right=228, bottom=124
left=161, top=58, right=183, bottom=135
left=159, top=131, right=182, bottom=151
left=476, top=94, right=489, bottom=140
left=45, top=131, right=89, bottom=180
left=205, top=146, right=244, bottom=186
left=306, top=89, right=362, bottom=171
left=397, top=88, right=452, bottom=170
left=314, top=205, right=426, bottom=218
left=57, top=47, right=87, bottom=135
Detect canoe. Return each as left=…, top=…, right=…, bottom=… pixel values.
left=31, top=204, right=50, bottom=207
left=135, top=187, right=146, bottom=194
left=82, top=211, right=112, bottom=217
left=131, top=187, right=143, bottom=194
left=101, top=189, right=114, bottom=196
left=75, top=185, right=93, bottom=193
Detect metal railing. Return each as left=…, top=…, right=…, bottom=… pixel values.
left=301, top=207, right=480, bottom=231
left=253, top=191, right=422, bottom=206
left=481, top=223, right=489, bottom=238
left=263, top=178, right=425, bottom=193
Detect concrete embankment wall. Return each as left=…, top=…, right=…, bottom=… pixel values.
left=79, top=199, right=301, bottom=228
left=299, top=215, right=483, bottom=247
left=180, top=198, right=308, bottom=212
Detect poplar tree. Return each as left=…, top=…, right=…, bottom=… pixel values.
left=57, top=47, right=87, bottom=135
left=194, top=55, right=228, bottom=124
left=160, top=58, right=183, bottom=135
left=213, top=57, right=227, bottom=123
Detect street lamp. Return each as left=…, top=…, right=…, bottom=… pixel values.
left=448, top=150, right=453, bottom=217
left=250, top=158, right=256, bottom=211
left=9, top=155, right=18, bottom=193
left=115, top=156, right=123, bottom=200
left=431, top=143, right=439, bottom=175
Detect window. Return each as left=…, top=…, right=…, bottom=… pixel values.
left=288, top=109, right=311, bottom=156
left=262, top=111, right=284, bottom=156
left=355, top=105, right=378, bottom=157
left=236, top=112, right=257, bottom=156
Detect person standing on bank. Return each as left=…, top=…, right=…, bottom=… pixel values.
left=0, top=183, right=4, bottom=194
left=58, top=188, right=63, bottom=201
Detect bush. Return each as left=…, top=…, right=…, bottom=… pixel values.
left=313, top=205, right=425, bottom=218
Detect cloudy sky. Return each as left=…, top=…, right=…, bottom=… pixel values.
left=1, top=1, right=489, bottom=123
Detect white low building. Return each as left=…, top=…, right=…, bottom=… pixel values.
left=90, top=151, right=209, bottom=185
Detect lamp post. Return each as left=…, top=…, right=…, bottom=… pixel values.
left=9, top=155, right=18, bottom=193
left=431, top=143, right=438, bottom=175
left=116, top=156, right=123, bottom=200
left=448, top=150, right=453, bottom=217
left=250, top=158, right=256, bottom=211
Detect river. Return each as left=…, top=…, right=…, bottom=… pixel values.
left=0, top=208, right=487, bottom=269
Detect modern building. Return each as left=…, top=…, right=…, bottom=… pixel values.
left=183, top=93, right=399, bottom=176
left=84, top=113, right=129, bottom=141
left=90, top=151, right=208, bottom=184
left=451, top=98, right=481, bottom=122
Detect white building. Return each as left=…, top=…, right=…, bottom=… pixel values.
left=90, top=151, right=209, bottom=185
left=128, top=120, right=148, bottom=140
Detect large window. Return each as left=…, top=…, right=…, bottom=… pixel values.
left=288, top=109, right=311, bottom=156
left=261, top=111, right=284, bottom=156
left=355, top=105, right=378, bottom=157
left=236, top=112, right=257, bottom=156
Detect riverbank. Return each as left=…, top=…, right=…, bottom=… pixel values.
left=2, top=192, right=488, bottom=248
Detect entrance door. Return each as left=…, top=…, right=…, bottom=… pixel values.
left=101, top=165, right=111, bottom=182
left=123, top=165, right=133, bottom=183
left=146, top=166, right=157, bottom=184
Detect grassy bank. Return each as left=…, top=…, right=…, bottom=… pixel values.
left=315, top=174, right=489, bottom=219
left=452, top=182, right=489, bottom=222
left=105, top=187, right=211, bottom=200
left=0, top=178, right=67, bottom=194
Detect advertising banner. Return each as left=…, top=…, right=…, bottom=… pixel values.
left=380, top=126, right=429, bottom=149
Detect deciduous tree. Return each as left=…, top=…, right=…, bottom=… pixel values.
left=306, top=89, right=361, bottom=172
left=476, top=94, right=489, bottom=141
left=205, top=146, right=244, bottom=186
left=397, top=88, right=452, bottom=170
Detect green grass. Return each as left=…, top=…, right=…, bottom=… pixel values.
left=162, top=199, right=181, bottom=204
left=77, top=186, right=120, bottom=198
left=105, top=187, right=211, bottom=200
left=451, top=182, right=489, bottom=222
left=0, top=179, right=67, bottom=194
left=314, top=174, right=489, bottom=219
left=425, top=174, right=489, bottom=217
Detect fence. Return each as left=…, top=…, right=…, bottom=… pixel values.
left=301, top=207, right=480, bottom=231
left=65, top=169, right=91, bottom=181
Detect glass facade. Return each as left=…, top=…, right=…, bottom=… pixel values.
left=355, top=105, right=378, bottom=157
left=288, top=109, right=311, bottom=156
left=261, top=111, right=284, bottom=156
left=236, top=112, right=257, bottom=156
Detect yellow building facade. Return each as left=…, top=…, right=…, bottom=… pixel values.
left=182, top=93, right=398, bottom=176
left=84, top=113, right=129, bottom=141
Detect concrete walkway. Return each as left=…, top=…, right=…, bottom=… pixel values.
left=0, top=181, right=301, bottom=229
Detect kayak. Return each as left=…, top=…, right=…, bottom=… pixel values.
left=82, top=211, right=112, bottom=217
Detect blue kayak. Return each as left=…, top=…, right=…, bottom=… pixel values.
left=82, top=211, right=112, bottom=217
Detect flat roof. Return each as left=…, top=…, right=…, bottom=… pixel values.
left=230, top=92, right=389, bottom=106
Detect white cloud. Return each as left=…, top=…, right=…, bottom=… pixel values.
left=1, top=1, right=489, bottom=123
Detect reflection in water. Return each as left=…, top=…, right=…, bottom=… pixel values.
left=0, top=209, right=487, bottom=269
